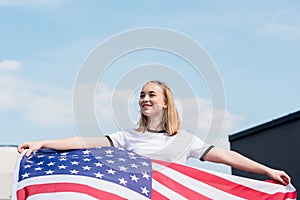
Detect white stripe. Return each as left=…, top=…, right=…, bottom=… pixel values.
left=27, top=192, right=99, bottom=200
left=16, top=175, right=150, bottom=200
left=152, top=179, right=189, bottom=200
left=192, top=166, right=296, bottom=194
left=153, top=163, right=246, bottom=200
left=11, top=150, right=26, bottom=200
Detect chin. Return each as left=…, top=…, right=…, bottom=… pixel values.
left=142, top=112, right=151, bottom=117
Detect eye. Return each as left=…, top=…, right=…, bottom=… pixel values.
left=140, top=93, right=145, bottom=98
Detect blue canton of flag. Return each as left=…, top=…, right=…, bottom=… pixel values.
left=18, top=147, right=152, bottom=199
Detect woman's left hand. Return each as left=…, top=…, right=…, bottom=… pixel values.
left=267, top=169, right=291, bottom=186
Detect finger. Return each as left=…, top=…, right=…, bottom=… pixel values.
left=17, top=144, right=24, bottom=153
left=18, top=143, right=28, bottom=153
left=283, top=177, right=290, bottom=185
left=25, top=149, right=33, bottom=157
left=17, top=146, right=22, bottom=153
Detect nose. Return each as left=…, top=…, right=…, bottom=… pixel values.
left=143, top=94, right=150, bottom=101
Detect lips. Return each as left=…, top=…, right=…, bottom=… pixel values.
left=142, top=103, right=152, bottom=108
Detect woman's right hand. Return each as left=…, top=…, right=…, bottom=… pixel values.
left=18, top=141, right=44, bottom=157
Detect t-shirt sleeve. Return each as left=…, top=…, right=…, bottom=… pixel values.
left=188, top=133, right=214, bottom=162
left=105, top=135, right=114, bottom=147
left=107, top=131, right=127, bottom=149
left=199, top=145, right=215, bottom=161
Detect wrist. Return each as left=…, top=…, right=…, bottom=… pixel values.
left=41, top=140, right=51, bottom=148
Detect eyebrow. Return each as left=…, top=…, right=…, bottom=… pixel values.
left=140, top=91, right=156, bottom=94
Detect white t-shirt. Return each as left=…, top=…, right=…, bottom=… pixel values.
left=107, top=129, right=213, bottom=164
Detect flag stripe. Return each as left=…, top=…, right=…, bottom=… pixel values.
left=152, top=179, right=189, bottom=200
left=151, top=189, right=169, bottom=200
left=17, top=183, right=126, bottom=200
left=152, top=160, right=297, bottom=200
left=25, top=192, right=99, bottom=200
left=152, top=163, right=245, bottom=200
left=153, top=170, right=211, bottom=199
left=16, top=175, right=151, bottom=200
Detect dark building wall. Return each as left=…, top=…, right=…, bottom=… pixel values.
left=229, top=111, right=300, bottom=191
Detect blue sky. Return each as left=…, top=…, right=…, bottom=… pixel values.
left=1, top=1, right=299, bottom=172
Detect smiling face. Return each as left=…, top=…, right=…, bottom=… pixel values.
left=139, top=82, right=167, bottom=118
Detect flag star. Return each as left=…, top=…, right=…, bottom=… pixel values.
left=95, top=162, right=103, bottom=167
left=48, top=156, right=55, bottom=159
left=141, top=187, right=150, bottom=196
left=37, top=155, right=45, bottom=158
left=71, top=161, right=79, bottom=165
left=118, top=165, right=127, bottom=172
left=106, top=154, right=114, bottom=157
left=58, top=165, right=67, bottom=169
left=34, top=167, right=42, bottom=171
left=130, top=174, right=139, bottom=182
left=129, top=156, right=137, bottom=160
left=59, top=157, right=67, bottom=161
left=118, top=178, right=127, bottom=186
left=106, top=169, right=116, bottom=175
left=27, top=156, right=34, bottom=160
left=22, top=173, right=30, bottom=179
left=82, top=165, right=91, bottom=171
left=24, top=164, right=31, bottom=169
left=37, top=161, right=44, bottom=165
left=47, top=162, right=55, bottom=166
left=141, top=161, right=150, bottom=166
left=106, top=159, right=115, bottom=164
left=142, top=172, right=150, bottom=180
left=46, top=170, right=54, bottom=175
left=105, top=149, right=113, bottom=154
left=118, top=157, right=126, bottom=162
left=94, top=172, right=104, bottom=179
left=95, top=156, right=102, bottom=160
left=130, top=163, right=138, bottom=169
left=60, top=152, right=68, bottom=156
left=83, top=158, right=91, bottom=162
left=82, top=149, right=91, bottom=155
left=128, top=152, right=136, bottom=156
left=70, top=169, right=79, bottom=174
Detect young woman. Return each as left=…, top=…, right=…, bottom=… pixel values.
left=18, top=80, right=290, bottom=185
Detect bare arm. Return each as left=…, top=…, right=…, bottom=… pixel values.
left=203, top=147, right=291, bottom=186
left=18, top=136, right=111, bottom=157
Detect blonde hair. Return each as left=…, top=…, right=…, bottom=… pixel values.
left=136, top=80, right=180, bottom=136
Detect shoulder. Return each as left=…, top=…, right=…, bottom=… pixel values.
left=176, top=129, right=206, bottom=143
left=109, top=129, right=140, bottom=138
left=176, top=129, right=196, bottom=137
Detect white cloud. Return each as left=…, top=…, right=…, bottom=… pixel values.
left=176, top=97, right=243, bottom=145
left=257, top=8, right=300, bottom=39
left=0, top=60, right=22, bottom=71
left=0, top=65, right=73, bottom=127
left=260, top=23, right=300, bottom=39
left=24, top=95, right=72, bottom=126
left=0, top=60, right=242, bottom=136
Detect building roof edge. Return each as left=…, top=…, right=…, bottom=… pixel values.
left=229, top=110, right=300, bottom=141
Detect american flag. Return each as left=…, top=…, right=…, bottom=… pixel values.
left=12, top=147, right=297, bottom=199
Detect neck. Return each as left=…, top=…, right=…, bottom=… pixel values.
left=146, top=115, right=164, bottom=131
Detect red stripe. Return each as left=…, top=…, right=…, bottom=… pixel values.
left=152, top=160, right=297, bottom=200
left=151, top=189, right=169, bottom=200
left=17, top=182, right=127, bottom=200
left=153, top=170, right=211, bottom=200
